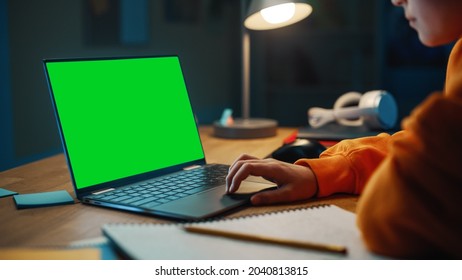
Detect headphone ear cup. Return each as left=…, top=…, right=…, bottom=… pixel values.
left=360, top=90, right=398, bottom=130
left=333, top=92, right=363, bottom=126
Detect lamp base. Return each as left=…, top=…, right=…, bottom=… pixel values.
left=213, top=118, right=278, bottom=139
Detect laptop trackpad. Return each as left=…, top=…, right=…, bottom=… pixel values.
left=153, top=181, right=274, bottom=220
left=153, top=187, right=246, bottom=220
left=233, top=178, right=275, bottom=194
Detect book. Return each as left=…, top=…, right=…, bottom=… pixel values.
left=69, top=237, right=120, bottom=260
left=297, top=123, right=392, bottom=141
left=102, top=205, right=383, bottom=260
left=0, top=248, right=100, bottom=260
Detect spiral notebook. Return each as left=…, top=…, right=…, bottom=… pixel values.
left=102, top=205, right=382, bottom=259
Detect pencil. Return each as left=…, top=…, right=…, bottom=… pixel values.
left=184, top=225, right=347, bottom=255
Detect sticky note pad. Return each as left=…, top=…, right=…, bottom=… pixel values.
left=0, top=188, right=18, bottom=198
left=14, top=190, right=74, bottom=209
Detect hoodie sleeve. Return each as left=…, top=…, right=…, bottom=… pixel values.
left=295, top=132, right=402, bottom=197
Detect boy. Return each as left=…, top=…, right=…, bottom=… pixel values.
left=226, top=0, right=462, bottom=258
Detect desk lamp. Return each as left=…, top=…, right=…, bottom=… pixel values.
left=213, top=0, right=313, bottom=138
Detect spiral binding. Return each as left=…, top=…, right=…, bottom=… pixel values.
left=103, top=204, right=331, bottom=229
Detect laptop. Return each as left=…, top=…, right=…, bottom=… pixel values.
left=43, top=55, right=274, bottom=221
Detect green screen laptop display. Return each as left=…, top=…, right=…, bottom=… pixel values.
left=45, top=56, right=204, bottom=190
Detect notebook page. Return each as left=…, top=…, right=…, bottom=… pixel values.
left=102, top=205, right=382, bottom=260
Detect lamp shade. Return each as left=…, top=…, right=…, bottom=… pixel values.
left=244, top=0, right=312, bottom=30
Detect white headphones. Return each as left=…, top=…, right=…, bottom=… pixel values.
left=308, top=90, right=398, bottom=130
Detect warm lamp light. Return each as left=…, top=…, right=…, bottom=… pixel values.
left=261, top=3, right=295, bottom=24
left=213, top=0, right=313, bottom=138
left=245, top=1, right=312, bottom=30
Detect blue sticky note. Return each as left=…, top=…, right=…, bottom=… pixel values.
left=14, top=190, right=74, bottom=209
left=0, top=188, right=18, bottom=198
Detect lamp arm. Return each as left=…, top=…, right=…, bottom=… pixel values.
left=242, top=30, right=250, bottom=120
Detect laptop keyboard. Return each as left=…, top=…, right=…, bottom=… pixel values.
left=87, top=164, right=229, bottom=210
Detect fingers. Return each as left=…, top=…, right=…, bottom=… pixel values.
left=228, top=154, right=259, bottom=175
left=226, top=154, right=259, bottom=192
left=227, top=154, right=282, bottom=193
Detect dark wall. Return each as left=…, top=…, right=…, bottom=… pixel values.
left=1, top=0, right=241, bottom=170
left=380, top=1, right=450, bottom=120
left=249, top=0, right=448, bottom=126
left=0, top=0, right=450, bottom=171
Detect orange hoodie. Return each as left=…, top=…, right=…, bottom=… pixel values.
left=295, top=39, right=462, bottom=258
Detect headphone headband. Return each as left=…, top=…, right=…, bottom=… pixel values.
left=308, top=90, right=398, bottom=130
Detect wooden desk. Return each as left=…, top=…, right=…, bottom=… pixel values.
left=0, top=126, right=357, bottom=247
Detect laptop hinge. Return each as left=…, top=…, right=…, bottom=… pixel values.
left=92, top=188, right=115, bottom=195
left=183, top=165, right=201, bottom=170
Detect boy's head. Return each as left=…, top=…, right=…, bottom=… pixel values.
left=391, top=0, right=462, bottom=47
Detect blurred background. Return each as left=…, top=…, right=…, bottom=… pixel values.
left=0, top=0, right=451, bottom=171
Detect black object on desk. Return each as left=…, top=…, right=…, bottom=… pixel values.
left=272, top=139, right=326, bottom=163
